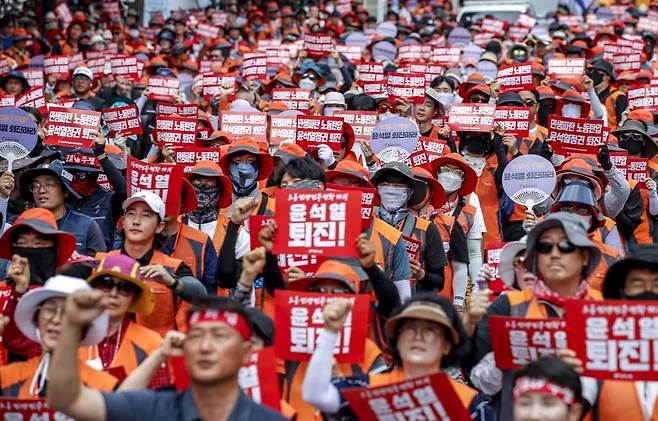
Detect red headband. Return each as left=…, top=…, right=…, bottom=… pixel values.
left=512, top=377, right=575, bottom=405
left=188, top=309, right=251, bottom=340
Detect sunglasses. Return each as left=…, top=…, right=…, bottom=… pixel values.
left=513, top=255, right=525, bottom=269
left=470, top=95, right=489, bottom=103
left=620, top=132, right=645, bottom=142
left=536, top=239, right=577, bottom=255
left=92, top=276, right=140, bottom=296
left=522, top=98, right=537, bottom=106
left=558, top=204, right=591, bottom=216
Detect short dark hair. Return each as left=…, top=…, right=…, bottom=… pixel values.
left=430, top=75, right=457, bottom=91
left=347, top=94, right=376, bottom=111
left=513, top=357, right=582, bottom=405
left=519, top=89, right=540, bottom=103
left=276, top=157, right=325, bottom=187
left=386, top=293, right=470, bottom=369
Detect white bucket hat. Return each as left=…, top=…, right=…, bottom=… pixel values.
left=15, top=275, right=109, bottom=346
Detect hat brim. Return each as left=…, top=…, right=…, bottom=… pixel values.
left=219, top=145, right=274, bottom=181
left=370, top=167, right=428, bottom=207
left=20, top=167, right=81, bottom=201
left=429, top=156, right=477, bottom=197
left=499, top=241, right=527, bottom=288
left=180, top=179, right=199, bottom=215
left=384, top=306, right=459, bottom=343
left=185, top=170, right=233, bottom=209
left=287, top=274, right=357, bottom=293
left=0, top=219, right=77, bottom=267
left=88, top=271, right=156, bottom=314
left=64, top=164, right=104, bottom=173
left=325, top=170, right=374, bottom=189
left=414, top=173, right=447, bottom=209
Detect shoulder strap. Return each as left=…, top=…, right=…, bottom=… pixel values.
left=510, top=300, right=531, bottom=318
left=592, top=379, right=604, bottom=421
left=257, top=194, right=269, bottom=215
left=452, top=197, right=467, bottom=221
left=401, top=215, right=417, bottom=238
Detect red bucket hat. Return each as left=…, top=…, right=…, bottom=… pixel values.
left=219, top=139, right=274, bottom=181
left=412, top=166, right=447, bottom=209
left=429, top=153, right=478, bottom=197
left=185, top=160, right=233, bottom=209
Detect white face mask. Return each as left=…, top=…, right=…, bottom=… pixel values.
left=437, top=172, right=463, bottom=193
left=379, top=111, right=395, bottom=121
left=323, top=106, right=342, bottom=116
left=562, top=103, right=582, bottom=118
left=436, top=92, right=455, bottom=108
left=299, top=78, right=317, bottom=91
left=568, top=213, right=592, bottom=231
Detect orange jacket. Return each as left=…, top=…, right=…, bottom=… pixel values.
left=586, top=380, right=658, bottom=421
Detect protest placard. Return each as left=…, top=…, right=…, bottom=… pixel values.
left=405, top=63, right=444, bottom=83
left=333, top=110, right=377, bottom=143
left=102, top=104, right=143, bottom=136
left=242, top=54, right=268, bottom=80
left=126, top=156, right=184, bottom=216
left=295, top=115, right=344, bottom=151
left=356, top=62, right=385, bottom=85
left=627, top=86, right=658, bottom=111
left=325, top=183, right=378, bottom=230
left=609, top=150, right=629, bottom=176
left=22, top=68, right=44, bottom=88
left=402, top=235, right=422, bottom=260
left=110, top=55, right=139, bottom=81
left=518, top=14, right=537, bottom=28
left=54, top=2, right=72, bottom=26
left=566, top=299, right=658, bottom=381
left=272, top=189, right=361, bottom=257
left=447, top=104, right=496, bottom=132
left=547, top=58, right=586, bottom=80
left=495, top=107, right=531, bottom=137
left=386, top=72, right=426, bottom=104
left=482, top=17, right=505, bottom=35
left=304, top=34, right=334, bottom=56
left=547, top=115, right=609, bottom=155
left=342, top=372, right=471, bottom=421
left=14, top=87, right=46, bottom=111
left=269, top=114, right=298, bottom=146
left=361, top=81, right=387, bottom=96
left=430, top=47, right=461, bottom=66
left=495, top=63, right=534, bottom=92
left=87, top=57, right=106, bottom=78
left=44, top=56, right=69, bottom=78
left=156, top=102, right=199, bottom=117
left=484, top=243, right=509, bottom=294
left=238, top=347, right=282, bottom=411
left=196, top=23, right=220, bottom=39
left=371, top=116, right=419, bottom=163
left=0, top=96, right=14, bottom=107
left=509, top=26, right=531, bottom=42
left=448, top=27, right=472, bottom=46
left=335, top=44, right=362, bottom=62
left=273, top=290, right=369, bottom=362
left=473, top=32, right=495, bottom=47
left=402, top=137, right=448, bottom=170
left=0, top=399, right=65, bottom=420
left=44, top=106, right=101, bottom=148
left=271, top=88, right=311, bottom=110
left=489, top=317, right=567, bottom=369
left=637, top=16, right=658, bottom=32
left=147, top=76, right=180, bottom=102
left=220, top=111, right=268, bottom=141
left=201, top=73, right=236, bottom=99
left=154, top=115, right=198, bottom=149
left=68, top=52, right=84, bottom=70
left=199, top=59, right=224, bottom=74
left=397, top=44, right=431, bottom=63
left=173, top=147, right=221, bottom=173
left=612, top=52, right=642, bottom=73
left=628, top=158, right=649, bottom=187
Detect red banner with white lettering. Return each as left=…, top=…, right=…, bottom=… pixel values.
left=147, top=77, right=180, bottom=102
left=335, top=44, right=362, bottom=62
left=303, top=34, right=334, bottom=57
left=402, top=235, right=422, bottom=260
left=238, top=347, right=282, bottom=411
left=102, top=104, right=143, bottom=136
left=274, top=290, right=370, bottom=363
left=22, top=68, right=44, bottom=88
left=45, top=107, right=101, bottom=148
left=202, top=73, right=236, bottom=99
left=482, top=17, right=505, bottom=35
left=402, top=137, right=448, bottom=171
left=0, top=399, right=64, bottom=419
left=44, top=56, right=69, bottom=78
left=489, top=316, right=567, bottom=369
left=565, top=299, right=658, bottom=381
left=220, top=111, right=268, bottom=141
left=126, top=156, right=184, bottom=216
left=271, top=88, right=310, bottom=111
left=15, top=87, right=46, bottom=112
left=484, top=243, right=508, bottom=294
left=269, top=115, right=297, bottom=146
left=342, top=372, right=471, bottom=421
left=405, top=63, right=444, bottom=83
left=326, top=183, right=379, bottom=229
left=154, top=115, right=198, bottom=150
left=356, top=63, right=385, bottom=85
left=387, top=72, right=426, bottom=104
left=547, top=58, right=586, bottom=80
left=242, top=54, right=268, bottom=80
left=495, top=107, right=531, bottom=138
left=495, top=63, right=534, bottom=93
left=156, top=102, right=199, bottom=117
left=361, top=81, right=387, bottom=96
left=397, top=44, right=431, bottom=63
left=547, top=115, right=609, bottom=155
left=174, top=147, right=221, bottom=173
left=0, top=96, right=14, bottom=107
left=272, top=189, right=361, bottom=257
left=87, top=57, right=106, bottom=79
left=628, top=158, right=649, bottom=188
left=628, top=86, right=658, bottom=111
left=447, top=104, right=496, bottom=132
left=110, top=55, right=140, bottom=81
left=431, top=47, right=461, bottom=66
left=333, top=110, right=377, bottom=143
left=196, top=23, right=220, bottom=39
left=295, top=115, right=345, bottom=151
left=612, top=52, right=642, bottom=74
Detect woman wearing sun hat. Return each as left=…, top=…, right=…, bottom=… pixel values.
left=0, top=275, right=116, bottom=398
left=79, top=253, right=169, bottom=387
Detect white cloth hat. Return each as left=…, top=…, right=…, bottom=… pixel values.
left=122, top=191, right=166, bottom=220
left=499, top=238, right=527, bottom=288
left=72, top=67, right=94, bottom=81
left=15, top=276, right=109, bottom=346
left=322, top=91, right=346, bottom=107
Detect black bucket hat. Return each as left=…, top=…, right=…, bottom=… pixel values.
left=602, top=245, right=658, bottom=299
left=0, top=69, right=30, bottom=94
left=20, top=160, right=81, bottom=201
left=370, top=161, right=428, bottom=207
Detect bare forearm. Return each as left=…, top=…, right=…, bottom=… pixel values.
left=120, top=349, right=166, bottom=391
left=47, top=323, right=83, bottom=410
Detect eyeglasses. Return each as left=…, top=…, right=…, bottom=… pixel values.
left=438, top=166, right=465, bottom=179
left=513, top=255, right=525, bottom=269
left=558, top=204, right=592, bottom=216
left=29, top=182, right=61, bottom=193
left=398, top=321, right=443, bottom=339
left=620, top=132, right=645, bottom=142
left=92, top=276, right=140, bottom=296
left=536, top=239, right=577, bottom=254
left=522, top=98, right=537, bottom=106
left=308, top=286, right=352, bottom=294
left=38, top=303, right=65, bottom=320
left=469, top=94, right=489, bottom=103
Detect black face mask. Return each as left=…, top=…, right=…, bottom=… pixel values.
left=464, top=135, right=490, bottom=155
left=619, top=139, right=643, bottom=156
left=537, top=103, right=555, bottom=127
left=12, top=247, right=57, bottom=285
left=589, top=71, right=604, bottom=86
left=624, top=291, right=658, bottom=301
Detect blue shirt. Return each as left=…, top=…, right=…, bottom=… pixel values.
left=103, top=388, right=288, bottom=421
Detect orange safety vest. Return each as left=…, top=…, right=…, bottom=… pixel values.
left=604, top=89, right=625, bottom=130
left=171, top=223, right=211, bottom=279
left=96, top=250, right=184, bottom=336
left=432, top=213, right=456, bottom=299
left=282, top=339, right=383, bottom=421
left=507, top=287, right=603, bottom=318
left=476, top=154, right=503, bottom=247
left=369, top=368, right=477, bottom=410
left=78, top=319, right=163, bottom=378
left=588, top=237, right=619, bottom=291
left=368, top=217, right=404, bottom=278
left=587, top=380, right=658, bottom=421
left=0, top=356, right=117, bottom=398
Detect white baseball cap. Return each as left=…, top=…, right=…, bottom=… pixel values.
left=122, top=191, right=166, bottom=220
left=72, top=67, right=94, bottom=81
left=323, top=91, right=346, bottom=107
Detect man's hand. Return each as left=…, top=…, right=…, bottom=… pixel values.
left=64, top=290, right=106, bottom=327
left=489, top=81, right=501, bottom=98
left=242, top=246, right=266, bottom=281
left=502, top=134, right=518, bottom=156
left=7, top=255, right=30, bottom=293
left=232, top=197, right=258, bottom=224
left=160, top=331, right=186, bottom=358
left=317, top=144, right=336, bottom=167
left=361, top=139, right=375, bottom=165
left=140, top=265, right=176, bottom=287
left=597, top=144, right=613, bottom=172
left=582, top=74, right=594, bottom=91
left=465, top=289, right=491, bottom=326
left=0, top=315, right=9, bottom=334
left=557, top=348, right=583, bottom=374
left=90, top=130, right=106, bottom=147
left=161, top=144, right=176, bottom=163
left=356, top=234, right=375, bottom=269
left=322, top=299, right=352, bottom=334
left=409, top=258, right=425, bottom=280
left=522, top=209, right=537, bottom=232
left=285, top=266, right=305, bottom=282
left=258, top=220, right=277, bottom=253
left=0, top=170, right=15, bottom=199
left=646, top=178, right=657, bottom=192
left=493, top=123, right=505, bottom=137
left=395, top=97, right=411, bottom=117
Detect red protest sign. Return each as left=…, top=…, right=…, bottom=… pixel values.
left=15, top=87, right=46, bottom=111
left=110, top=55, right=139, bottom=81
left=609, top=150, right=628, bottom=176
left=295, top=115, right=344, bottom=152
left=199, top=59, right=224, bottom=73
left=342, top=372, right=471, bottom=421
left=547, top=115, right=609, bottom=155
left=612, top=52, right=642, bottom=74
left=174, top=147, right=221, bottom=173
left=484, top=243, right=508, bottom=294
left=406, top=63, right=444, bottom=83
left=238, top=347, right=282, bottom=411
left=147, top=77, right=180, bottom=102
left=518, top=14, right=537, bottom=28
left=326, top=183, right=379, bottom=229
left=495, top=107, right=531, bottom=138
left=547, top=58, right=586, bottom=80
left=242, top=54, right=268, bottom=80
left=156, top=102, right=199, bottom=117
left=102, top=104, right=143, bottom=136
left=64, top=152, right=101, bottom=168
left=447, top=104, right=496, bottom=132
left=272, top=189, right=361, bottom=257
left=361, top=81, right=388, bottom=96
left=220, top=111, right=267, bottom=141
left=473, top=33, right=495, bottom=47
left=509, top=26, right=531, bottom=42
left=202, top=73, right=236, bottom=99
left=154, top=115, right=198, bottom=150
left=402, top=137, right=448, bottom=170
left=87, top=57, right=106, bottom=78
left=628, top=86, right=658, bottom=111
left=482, top=17, right=505, bottom=35
left=273, top=290, right=370, bottom=363
left=495, top=63, right=534, bottom=92
left=0, top=96, right=14, bottom=107
left=45, top=106, right=101, bottom=148
left=269, top=114, right=297, bottom=146
left=271, top=88, right=311, bottom=111
left=628, top=158, right=649, bottom=187
left=356, top=63, right=385, bottom=85
left=397, top=44, right=431, bottom=63
left=44, top=56, right=69, bottom=78
left=22, top=68, right=44, bottom=88
left=54, top=2, right=72, bottom=26
left=0, top=399, right=62, bottom=419
left=335, top=44, right=363, bottom=62
left=126, top=156, right=184, bottom=216
left=603, top=42, right=643, bottom=61
left=68, top=53, right=84, bottom=70
left=303, top=34, right=334, bottom=56
left=279, top=254, right=325, bottom=279
left=197, top=23, right=220, bottom=39
left=636, top=16, right=658, bottom=33
left=489, top=316, right=567, bottom=369
left=333, top=110, right=377, bottom=143
left=565, top=299, right=658, bottom=381
left=387, top=72, right=426, bottom=104
left=248, top=214, right=273, bottom=249
left=402, top=235, right=422, bottom=260
left=431, top=47, right=461, bottom=66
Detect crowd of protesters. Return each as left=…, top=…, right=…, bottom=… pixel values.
left=0, top=0, right=656, bottom=420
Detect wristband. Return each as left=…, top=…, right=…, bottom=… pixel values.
left=168, top=277, right=180, bottom=291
